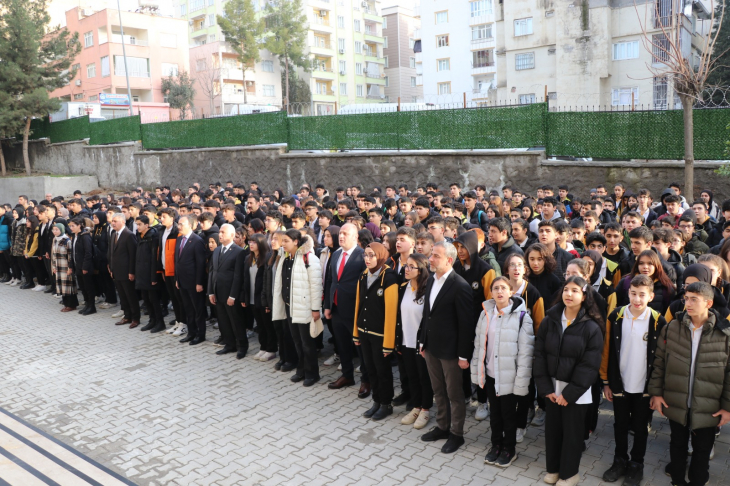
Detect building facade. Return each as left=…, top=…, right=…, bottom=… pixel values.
left=49, top=7, right=189, bottom=120
left=382, top=5, right=422, bottom=103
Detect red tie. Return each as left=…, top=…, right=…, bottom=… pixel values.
left=334, top=251, right=347, bottom=305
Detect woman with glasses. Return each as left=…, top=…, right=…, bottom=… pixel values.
left=616, top=250, right=675, bottom=315
left=397, top=253, right=433, bottom=430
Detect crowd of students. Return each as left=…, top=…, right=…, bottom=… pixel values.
left=0, top=179, right=729, bottom=486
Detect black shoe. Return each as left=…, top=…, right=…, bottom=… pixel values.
left=281, top=362, right=296, bottom=372
left=216, top=346, right=236, bottom=355
left=189, top=336, right=205, bottom=345
left=236, top=350, right=246, bottom=359
left=150, top=321, right=166, bottom=333
left=140, top=320, right=156, bottom=331
left=303, top=377, right=320, bottom=387
left=603, top=458, right=628, bottom=482
left=495, top=449, right=516, bottom=468
left=168, top=318, right=178, bottom=326
left=484, top=445, right=501, bottom=464
left=421, top=426, right=450, bottom=442
left=274, top=360, right=284, bottom=371
left=372, top=404, right=393, bottom=421
left=622, top=461, right=643, bottom=486
left=441, top=434, right=465, bottom=454
left=81, top=306, right=96, bottom=316
left=290, top=373, right=305, bottom=383
left=180, top=335, right=195, bottom=343
left=19, top=282, right=33, bottom=289
left=44, top=287, right=54, bottom=294
left=392, top=392, right=411, bottom=407
left=0, top=274, right=10, bottom=283
left=78, top=305, right=88, bottom=314
left=665, top=463, right=671, bottom=477
left=213, top=336, right=224, bottom=345
left=363, top=402, right=381, bottom=418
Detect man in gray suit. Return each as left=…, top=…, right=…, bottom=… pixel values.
left=208, top=224, right=245, bottom=358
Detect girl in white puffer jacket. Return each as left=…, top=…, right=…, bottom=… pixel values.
left=470, top=276, right=535, bottom=468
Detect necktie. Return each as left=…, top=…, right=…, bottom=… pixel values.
left=222, top=246, right=227, bottom=255
left=334, top=251, right=347, bottom=305
left=179, top=236, right=187, bottom=256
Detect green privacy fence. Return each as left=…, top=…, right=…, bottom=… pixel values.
left=88, top=115, right=141, bottom=145
left=287, top=103, right=547, bottom=151
left=29, top=115, right=91, bottom=144
left=140, top=111, right=288, bottom=149
left=28, top=115, right=141, bottom=145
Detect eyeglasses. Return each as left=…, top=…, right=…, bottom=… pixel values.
left=404, top=264, right=419, bottom=271
left=508, top=263, right=525, bottom=269
left=363, top=253, right=376, bottom=259
left=679, top=224, right=694, bottom=230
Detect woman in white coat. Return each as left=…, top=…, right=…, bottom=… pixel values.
left=272, top=230, right=323, bottom=387
left=471, top=276, right=535, bottom=468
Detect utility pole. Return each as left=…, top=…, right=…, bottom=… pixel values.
left=117, top=0, right=135, bottom=116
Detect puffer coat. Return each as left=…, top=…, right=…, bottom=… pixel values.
left=0, top=215, right=11, bottom=251
left=648, top=309, right=730, bottom=429
left=272, top=235, right=322, bottom=324
left=11, top=218, right=27, bottom=257
left=470, top=296, right=534, bottom=396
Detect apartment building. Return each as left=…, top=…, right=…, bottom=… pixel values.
left=174, top=0, right=283, bottom=115
left=495, top=0, right=711, bottom=108
left=415, top=0, right=496, bottom=100
left=48, top=7, right=189, bottom=119
left=382, top=5, right=422, bottom=103
left=303, top=0, right=386, bottom=114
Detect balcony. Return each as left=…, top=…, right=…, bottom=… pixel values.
left=110, top=35, right=148, bottom=46
left=415, top=52, right=422, bottom=63
left=471, top=61, right=496, bottom=75
left=364, top=53, right=384, bottom=63
left=416, top=75, right=423, bottom=85
left=221, top=68, right=244, bottom=80
left=312, top=67, right=337, bottom=80
left=310, top=41, right=334, bottom=56
left=414, top=28, right=421, bottom=39
left=364, top=34, right=383, bottom=44
left=363, top=10, right=382, bottom=23
left=366, top=93, right=383, bottom=99
left=309, top=16, right=332, bottom=32
left=114, top=68, right=150, bottom=78
left=468, top=12, right=496, bottom=26
left=413, top=4, right=420, bottom=17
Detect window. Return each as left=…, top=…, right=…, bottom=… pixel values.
left=384, top=36, right=388, bottom=48
left=86, top=63, right=96, bottom=78
left=383, top=17, right=387, bottom=28
left=409, top=38, right=415, bottom=49
left=384, top=56, right=388, bottom=67
left=196, top=59, right=207, bottom=71
left=653, top=76, right=668, bottom=109
left=74, top=93, right=84, bottom=100
left=162, top=63, right=179, bottom=76
left=652, top=34, right=669, bottom=64
left=339, top=60, right=346, bottom=73
left=357, top=84, right=364, bottom=97
left=340, top=82, right=347, bottom=95
left=435, top=11, right=448, bottom=24
left=180, top=4, right=186, bottom=15
left=514, top=18, right=533, bottom=36
left=338, top=16, right=345, bottom=28
left=515, top=52, right=534, bottom=70
left=354, top=19, right=361, bottom=31
left=436, top=35, right=449, bottom=47
left=114, top=56, right=150, bottom=77
left=209, top=34, right=216, bottom=43
left=356, top=62, right=363, bottom=75
left=410, top=77, right=417, bottom=87
left=263, top=84, right=275, bottom=97
left=355, top=41, right=361, bottom=53
left=208, top=14, right=215, bottom=27
left=472, top=24, right=492, bottom=40
left=519, top=94, right=536, bottom=104
left=262, top=60, right=274, bottom=72
left=89, top=95, right=98, bottom=101
left=613, top=40, right=639, bottom=60
left=611, top=87, right=639, bottom=106
left=84, top=31, right=93, bottom=47
left=473, top=50, right=493, bottom=68
left=384, top=76, right=389, bottom=87
left=338, top=38, right=346, bottom=51
left=438, top=82, right=450, bottom=94
left=160, top=33, right=177, bottom=48
left=101, top=56, right=110, bottom=77
left=470, top=0, right=491, bottom=17
left=410, top=57, right=416, bottom=68
left=437, top=59, right=450, bottom=71
left=208, top=0, right=215, bottom=5
left=412, top=96, right=418, bottom=103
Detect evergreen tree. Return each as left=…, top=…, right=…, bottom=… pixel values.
left=707, top=0, right=730, bottom=91
left=264, top=0, right=309, bottom=107
left=0, top=0, right=80, bottom=175
left=217, top=0, right=263, bottom=105
left=161, top=72, right=197, bottom=120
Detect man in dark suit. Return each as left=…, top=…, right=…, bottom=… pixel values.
left=417, top=241, right=474, bottom=454
left=208, top=224, right=246, bottom=358
left=324, top=223, right=370, bottom=397
left=175, top=214, right=207, bottom=345
left=108, top=213, right=140, bottom=327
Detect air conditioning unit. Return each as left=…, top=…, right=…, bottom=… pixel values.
left=339, top=48, right=345, bottom=54
left=75, top=79, right=82, bottom=86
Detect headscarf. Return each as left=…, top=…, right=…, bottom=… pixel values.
left=53, top=223, right=67, bottom=241
left=59, top=207, right=69, bottom=219
left=582, top=250, right=603, bottom=285
left=682, top=263, right=713, bottom=285
left=365, top=222, right=382, bottom=240
left=326, top=225, right=340, bottom=252
left=93, top=210, right=107, bottom=237
left=366, top=242, right=390, bottom=273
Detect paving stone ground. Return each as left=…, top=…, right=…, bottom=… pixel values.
left=0, top=283, right=728, bottom=485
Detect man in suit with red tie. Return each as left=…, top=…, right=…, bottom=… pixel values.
left=174, top=215, right=207, bottom=345
left=324, top=223, right=370, bottom=397
left=108, top=213, right=140, bottom=327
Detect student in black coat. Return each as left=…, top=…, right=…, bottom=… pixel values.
left=134, top=217, right=165, bottom=333
left=92, top=211, right=117, bottom=306
left=417, top=241, right=474, bottom=454
left=69, top=219, right=96, bottom=316
left=175, top=214, right=207, bottom=345
left=108, top=214, right=140, bottom=326
left=242, top=234, right=275, bottom=360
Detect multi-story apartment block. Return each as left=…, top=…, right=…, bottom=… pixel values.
left=382, top=5, right=422, bottom=103
left=48, top=7, right=190, bottom=120
left=303, top=0, right=386, bottom=114
left=416, top=0, right=496, bottom=101
left=174, top=0, right=283, bottom=115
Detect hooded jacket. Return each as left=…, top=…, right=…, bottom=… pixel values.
left=470, top=296, right=534, bottom=396
left=494, top=236, right=524, bottom=272
left=271, top=235, right=322, bottom=324
left=453, top=231, right=496, bottom=324
left=0, top=214, right=12, bottom=251
left=648, top=309, right=730, bottom=429
left=134, top=226, right=160, bottom=290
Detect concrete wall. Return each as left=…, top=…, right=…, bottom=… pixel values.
left=0, top=175, right=98, bottom=202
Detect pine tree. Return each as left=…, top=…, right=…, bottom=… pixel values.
left=0, top=0, right=80, bottom=175
left=707, top=0, right=730, bottom=90
left=218, top=0, right=264, bottom=105
left=161, top=72, right=197, bottom=120
left=264, top=0, right=309, bottom=108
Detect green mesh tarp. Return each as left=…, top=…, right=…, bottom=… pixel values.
left=27, top=116, right=90, bottom=144
left=140, top=111, right=288, bottom=149
left=287, top=103, right=547, bottom=151
left=692, top=108, right=730, bottom=160
left=89, top=116, right=141, bottom=145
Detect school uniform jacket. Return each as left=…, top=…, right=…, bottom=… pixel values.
left=353, top=266, right=399, bottom=353
left=519, top=281, right=545, bottom=332
left=453, top=231, right=496, bottom=325
left=600, top=305, right=666, bottom=395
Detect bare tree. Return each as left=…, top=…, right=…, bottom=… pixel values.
left=195, top=56, right=221, bottom=117
left=635, top=0, right=727, bottom=201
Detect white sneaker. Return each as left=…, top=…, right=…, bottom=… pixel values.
left=555, top=474, right=579, bottom=486
left=475, top=402, right=489, bottom=421
left=99, top=302, right=117, bottom=309
left=401, top=408, right=420, bottom=425
left=166, top=323, right=179, bottom=334
left=254, top=350, right=266, bottom=360
left=246, top=329, right=255, bottom=338
left=355, top=365, right=361, bottom=373
left=111, top=310, right=125, bottom=318
left=9, top=279, right=19, bottom=287
left=324, top=354, right=340, bottom=366
left=531, top=407, right=546, bottom=426
left=213, top=322, right=219, bottom=330
left=337, top=363, right=342, bottom=371
left=413, top=409, right=430, bottom=429
left=261, top=352, right=277, bottom=361
left=32, top=285, right=45, bottom=292
left=172, top=324, right=187, bottom=336
left=516, top=428, right=525, bottom=443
